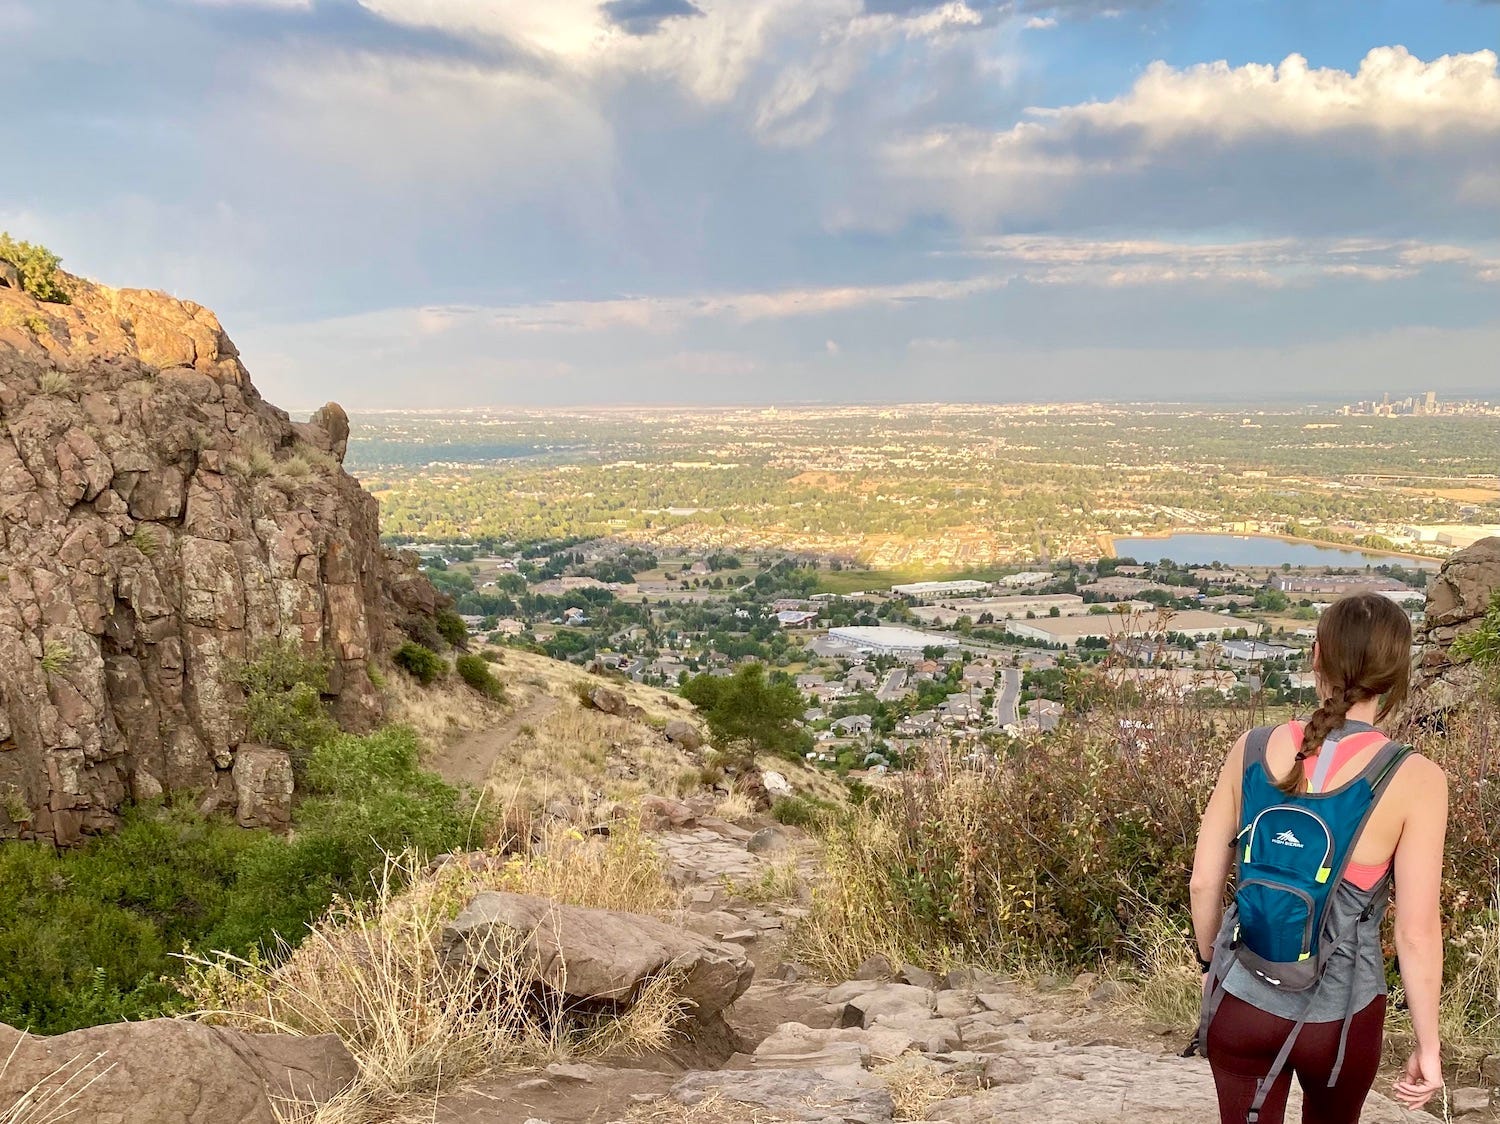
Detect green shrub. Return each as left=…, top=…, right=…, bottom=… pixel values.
left=0, top=727, right=474, bottom=1034
left=393, top=641, right=446, bottom=685
left=233, top=641, right=339, bottom=765
left=1453, top=593, right=1500, bottom=668
left=435, top=608, right=469, bottom=648
left=770, top=794, right=828, bottom=829
left=0, top=233, right=71, bottom=303
left=455, top=653, right=505, bottom=702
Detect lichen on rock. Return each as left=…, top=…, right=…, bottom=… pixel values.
left=0, top=269, right=435, bottom=843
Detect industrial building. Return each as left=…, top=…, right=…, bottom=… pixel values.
left=1007, top=609, right=1261, bottom=648
left=827, top=625, right=953, bottom=655
left=890, top=580, right=991, bottom=599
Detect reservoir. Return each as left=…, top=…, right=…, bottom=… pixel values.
left=1110, top=533, right=1436, bottom=569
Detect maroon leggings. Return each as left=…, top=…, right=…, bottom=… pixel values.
left=1207, top=992, right=1387, bottom=1124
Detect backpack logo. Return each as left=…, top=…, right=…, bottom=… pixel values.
left=1273, top=830, right=1303, bottom=848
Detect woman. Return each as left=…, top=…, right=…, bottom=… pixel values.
left=1190, top=591, right=1448, bottom=1123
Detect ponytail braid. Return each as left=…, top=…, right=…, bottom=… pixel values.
left=1277, top=683, right=1365, bottom=796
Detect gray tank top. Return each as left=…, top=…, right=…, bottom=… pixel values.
left=1222, top=721, right=1393, bottom=1021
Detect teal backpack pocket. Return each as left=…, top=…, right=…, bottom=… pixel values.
left=1236, top=878, right=1315, bottom=966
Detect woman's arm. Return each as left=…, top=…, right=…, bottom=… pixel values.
left=1189, top=731, right=1248, bottom=962
left=1391, top=755, right=1449, bottom=1111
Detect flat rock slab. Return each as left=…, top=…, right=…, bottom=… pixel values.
left=672, top=1065, right=895, bottom=1123
left=441, top=891, right=754, bottom=1017
left=934, top=1040, right=1428, bottom=1123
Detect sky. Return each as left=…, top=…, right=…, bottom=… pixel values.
left=1, top=0, right=1496, bottom=408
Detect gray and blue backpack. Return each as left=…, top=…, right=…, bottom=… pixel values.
left=1194, top=724, right=1412, bottom=1123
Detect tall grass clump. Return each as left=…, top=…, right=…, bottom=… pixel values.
left=794, top=671, right=1254, bottom=978
left=182, top=820, right=686, bottom=1111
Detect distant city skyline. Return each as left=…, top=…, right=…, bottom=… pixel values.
left=2, top=0, right=1497, bottom=407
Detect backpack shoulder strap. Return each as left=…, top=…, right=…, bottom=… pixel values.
left=1242, top=724, right=1277, bottom=777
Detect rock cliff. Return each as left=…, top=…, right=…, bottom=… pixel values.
left=1412, top=535, right=1500, bottom=717
left=0, top=269, right=435, bottom=843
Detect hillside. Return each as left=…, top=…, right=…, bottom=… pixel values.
left=0, top=267, right=439, bottom=844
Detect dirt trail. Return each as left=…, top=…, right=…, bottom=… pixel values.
left=428, top=816, right=1442, bottom=1124
left=426, top=692, right=559, bottom=792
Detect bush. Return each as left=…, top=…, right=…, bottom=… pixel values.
left=394, top=641, right=446, bottom=685
left=436, top=609, right=469, bottom=649
left=771, top=794, right=827, bottom=829
left=0, top=727, right=474, bottom=1034
left=455, top=654, right=505, bottom=702
left=1453, top=593, right=1500, bottom=668
left=0, top=232, right=70, bottom=303
left=233, top=641, right=339, bottom=766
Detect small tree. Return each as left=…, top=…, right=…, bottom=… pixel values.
left=0, top=233, right=70, bottom=304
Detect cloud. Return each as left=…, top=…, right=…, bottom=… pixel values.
left=1024, top=16, right=1057, bottom=29
left=602, top=0, right=704, bottom=35
left=872, top=47, right=1500, bottom=237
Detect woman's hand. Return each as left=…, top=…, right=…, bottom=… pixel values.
left=1392, top=1048, right=1443, bottom=1110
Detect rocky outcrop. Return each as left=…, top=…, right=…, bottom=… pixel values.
left=1412, top=536, right=1500, bottom=718
left=441, top=891, right=755, bottom=1019
left=0, top=1018, right=356, bottom=1124
left=0, top=271, right=437, bottom=843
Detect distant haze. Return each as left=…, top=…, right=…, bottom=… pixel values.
left=2, top=1, right=1496, bottom=407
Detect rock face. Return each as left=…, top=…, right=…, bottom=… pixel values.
left=1412, top=536, right=1500, bottom=718
left=441, top=891, right=755, bottom=1019
left=0, top=271, right=436, bottom=843
left=0, top=1018, right=356, bottom=1124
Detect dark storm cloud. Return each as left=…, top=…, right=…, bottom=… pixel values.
left=601, top=0, right=704, bottom=35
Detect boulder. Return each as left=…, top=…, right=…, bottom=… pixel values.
left=663, top=719, right=703, bottom=750
left=761, top=770, right=794, bottom=799
left=0, top=259, right=18, bottom=290
left=586, top=686, right=644, bottom=720
left=640, top=794, right=697, bottom=830
left=440, top=891, right=754, bottom=1018
left=232, top=744, right=294, bottom=828
left=1411, top=537, right=1500, bottom=719
left=0, top=1019, right=355, bottom=1124
left=745, top=827, right=788, bottom=855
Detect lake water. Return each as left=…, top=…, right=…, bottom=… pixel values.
left=1110, top=533, right=1433, bottom=569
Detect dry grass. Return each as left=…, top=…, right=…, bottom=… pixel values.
left=627, top=1091, right=774, bottom=1123
left=383, top=668, right=499, bottom=746
left=182, top=823, right=687, bottom=1122
left=36, top=371, right=71, bottom=397
left=0, top=1040, right=114, bottom=1124
left=710, top=779, right=757, bottom=824
left=723, top=860, right=803, bottom=906
left=1109, top=895, right=1203, bottom=1031
left=874, top=1055, right=960, bottom=1121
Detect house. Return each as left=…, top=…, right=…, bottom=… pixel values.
left=844, top=668, right=878, bottom=692
left=795, top=673, right=826, bottom=691
left=832, top=714, right=873, bottom=736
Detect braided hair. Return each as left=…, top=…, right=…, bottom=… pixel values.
left=1276, top=593, right=1412, bottom=796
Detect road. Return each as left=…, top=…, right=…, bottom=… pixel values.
left=876, top=668, right=909, bottom=702
left=994, top=667, right=1022, bottom=728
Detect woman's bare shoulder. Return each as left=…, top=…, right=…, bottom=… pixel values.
left=1390, top=750, right=1447, bottom=805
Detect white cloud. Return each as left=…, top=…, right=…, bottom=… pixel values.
left=874, top=47, right=1500, bottom=234
left=246, top=53, right=613, bottom=197
left=1024, top=15, right=1058, bottom=29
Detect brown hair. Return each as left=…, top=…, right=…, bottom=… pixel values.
left=1278, top=591, right=1412, bottom=795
